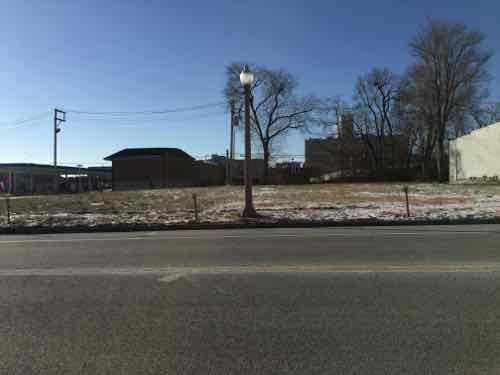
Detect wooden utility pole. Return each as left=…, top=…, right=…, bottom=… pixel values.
left=53, top=108, right=66, bottom=167
left=54, top=109, right=58, bottom=167
left=53, top=108, right=66, bottom=193
left=226, top=149, right=230, bottom=185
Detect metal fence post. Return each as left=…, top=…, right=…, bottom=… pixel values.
left=403, top=186, right=410, bottom=218
left=192, top=193, right=199, bottom=223
left=5, top=197, right=11, bottom=224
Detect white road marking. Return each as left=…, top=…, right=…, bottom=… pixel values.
left=0, top=264, right=500, bottom=279
left=0, top=230, right=496, bottom=244
left=157, top=272, right=191, bottom=284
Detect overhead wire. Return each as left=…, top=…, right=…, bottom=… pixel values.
left=68, top=110, right=227, bottom=129
left=0, top=101, right=229, bottom=132
left=63, top=101, right=226, bottom=116
left=0, top=111, right=52, bottom=130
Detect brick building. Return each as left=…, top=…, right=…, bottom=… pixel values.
left=305, top=115, right=409, bottom=178
left=104, top=148, right=225, bottom=190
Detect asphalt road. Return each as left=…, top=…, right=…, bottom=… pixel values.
left=1, top=225, right=500, bottom=374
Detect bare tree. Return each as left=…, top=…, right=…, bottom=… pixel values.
left=395, top=78, right=423, bottom=169
left=472, top=102, right=500, bottom=128
left=312, top=97, right=358, bottom=177
left=224, top=63, right=318, bottom=182
left=315, top=96, right=346, bottom=136
left=351, top=67, right=401, bottom=175
left=406, top=20, right=492, bottom=181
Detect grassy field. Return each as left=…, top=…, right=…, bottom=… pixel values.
left=1, top=183, right=499, bottom=227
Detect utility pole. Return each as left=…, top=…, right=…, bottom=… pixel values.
left=225, top=149, right=230, bottom=185
left=77, top=164, right=84, bottom=193
left=53, top=108, right=66, bottom=193
left=53, top=108, right=66, bottom=167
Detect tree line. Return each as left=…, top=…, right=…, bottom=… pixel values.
left=224, top=20, right=499, bottom=182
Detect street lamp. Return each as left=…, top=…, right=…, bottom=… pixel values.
left=240, top=64, right=258, bottom=217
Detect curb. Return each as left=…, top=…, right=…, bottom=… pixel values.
left=1, top=217, right=500, bottom=235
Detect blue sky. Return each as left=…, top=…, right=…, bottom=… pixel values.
left=1, top=0, right=499, bottom=166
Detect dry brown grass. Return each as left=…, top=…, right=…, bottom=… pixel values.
left=0, top=182, right=497, bottom=219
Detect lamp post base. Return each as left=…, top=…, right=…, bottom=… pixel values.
left=242, top=205, right=259, bottom=218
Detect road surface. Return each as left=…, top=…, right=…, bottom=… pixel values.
left=1, top=225, right=500, bottom=374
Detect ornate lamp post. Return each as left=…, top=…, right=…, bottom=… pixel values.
left=240, top=64, right=258, bottom=217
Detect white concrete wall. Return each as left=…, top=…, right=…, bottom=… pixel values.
left=450, top=122, right=500, bottom=183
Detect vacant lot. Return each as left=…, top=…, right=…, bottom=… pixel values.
left=1, top=183, right=500, bottom=227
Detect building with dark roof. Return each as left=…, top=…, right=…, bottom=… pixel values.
left=104, top=148, right=224, bottom=190
left=104, top=148, right=194, bottom=161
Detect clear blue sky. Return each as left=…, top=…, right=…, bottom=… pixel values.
left=1, top=0, right=499, bottom=166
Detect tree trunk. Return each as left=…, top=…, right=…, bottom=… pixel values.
left=422, top=127, right=437, bottom=180
left=263, top=144, right=270, bottom=185
left=436, top=143, right=442, bottom=182
left=437, top=137, right=447, bottom=182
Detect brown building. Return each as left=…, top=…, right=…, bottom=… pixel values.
left=305, top=137, right=373, bottom=177
left=104, top=148, right=225, bottom=190
left=305, top=115, right=408, bottom=178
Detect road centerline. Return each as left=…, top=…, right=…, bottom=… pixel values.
left=1, top=264, right=500, bottom=278
left=0, top=228, right=497, bottom=244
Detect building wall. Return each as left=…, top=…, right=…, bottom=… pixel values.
left=0, top=173, right=11, bottom=193
left=112, top=157, right=164, bottom=189
left=0, top=169, right=58, bottom=194
left=192, top=162, right=225, bottom=186
left=0, top=165, right=110, bottom=194
left=305, top=134, right=409, bottom=178
left=111, top=155, right=225, bottom=190
left=229, top=159, right=266, bottom=184
left=165, top=158, right=224, bottom=187
left=305, top=137, right=372, bottom=177
left=450, top=122, right=500, bottom=183
left=268, top=166, right=312, bottom=185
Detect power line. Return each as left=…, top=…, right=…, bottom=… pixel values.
left=0, top=111, right=52, bottom=129
left=63, top=102, right=226, bottom=116
left=67, top=111, right=226, bottom=128
left=68, top=113, right=224, bottom=121
left=0, top=101, right=228, bottom=132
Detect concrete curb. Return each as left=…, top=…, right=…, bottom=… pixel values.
left=1, top=217, right=500, bottom=235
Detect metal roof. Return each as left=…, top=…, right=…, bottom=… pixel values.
left=0, top=163, right=81, bottom=172
left=0, top=164, right=112, bottom=176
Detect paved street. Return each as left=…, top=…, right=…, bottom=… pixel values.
left=1, top=225, right=500, bottom=374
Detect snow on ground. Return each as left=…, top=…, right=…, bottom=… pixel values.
left=0, top=183, right=499, bottom=228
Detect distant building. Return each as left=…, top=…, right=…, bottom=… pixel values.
left=206, top=154, right=266, bottom=185
left=206, top=154, right=228, bottom=168
left=104, top=148, right=225, bottom=190
left=270, top=161, right=311, bottom=185
left=305, top=114, right=408, bottom=178
left=450, top=122, right=500, bottom=183
left=275, top=161, right=302, bottom=171
left=0, top=164, right=111, bottom=194
left=305, top=115, right=370, bottom=177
